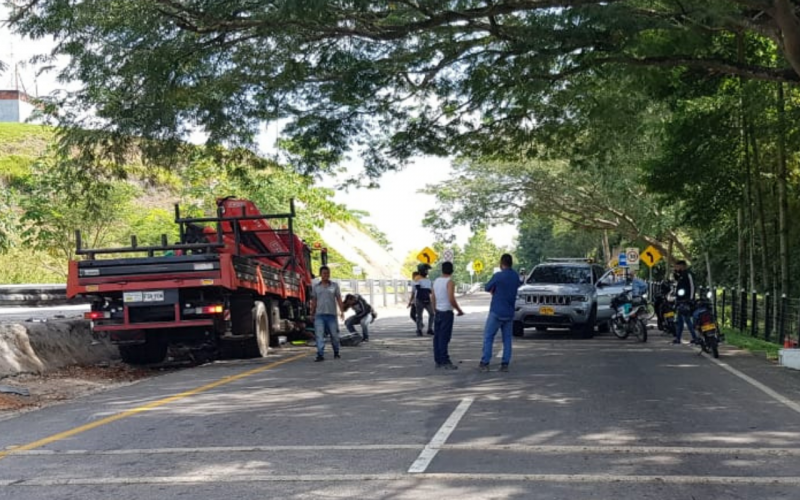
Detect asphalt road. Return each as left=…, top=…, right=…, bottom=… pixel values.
left=2, top=293, right=800, bottom=499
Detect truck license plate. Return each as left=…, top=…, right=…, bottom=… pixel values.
left=124, top=291, right=165, bottom=303
left=539, top=306, right=555, bottom=316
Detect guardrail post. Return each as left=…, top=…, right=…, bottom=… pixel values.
left=368, top=280, right=375, bottom=305
left=765, top=293, right=773, bottom=341
left=751, top=290, right=758, bottom=337
left=721, top=288, right=727, bottom=327
left=393, top=280, right=398, bottom=304
left=712, top=287, right=718, bottom=323
left=740, top=289, right=747, bottom=332
left=382, top=280, right=387, bottom=307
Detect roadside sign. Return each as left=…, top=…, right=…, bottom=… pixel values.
left=417, top=247, right=439, bottom=265
left=618, top=253, right=627, bottom=267
left=626, top=247, right=640, bottom=267
left=642, top=245, right=663, bottom=268
left=442, top=248, right=454, bottom=262
left=609, top=258, right=618, bottom=268
left=473, top=260, right=484, bottom=273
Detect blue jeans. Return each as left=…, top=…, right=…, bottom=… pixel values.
left=314, top=314, right=340, bottom=357
left=433, top=310, right=454, bottom=365
left=675, top=306, right=697, bottom=342
left=480, top=312, right=513, bottom=365
left=346, top=313, right=372, bottom=340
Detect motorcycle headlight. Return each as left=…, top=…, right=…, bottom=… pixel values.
left=706, top=291, right=713, bottom=299
left=642, top=293, right=648, bottom=299
left=678, top=289, right=686, bottom=297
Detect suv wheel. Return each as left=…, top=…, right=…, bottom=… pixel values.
left=513, top=321, right=525, bottom=338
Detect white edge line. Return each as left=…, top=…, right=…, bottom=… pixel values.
left=12, top=445, right=423, bottom=456
left=408, top=397, right=474, bottom=473
left=709, top=357, right=800, bottom=415
left=6, top=473, right=800, bottom=487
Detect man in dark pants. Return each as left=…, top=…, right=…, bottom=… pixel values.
left=343, top=293, right=376, bottom=342
left=673, top=260, right=698, bottom=345
left=431, top=261, right=464, bottom=370
left=414, top=264, right=435, bottom=336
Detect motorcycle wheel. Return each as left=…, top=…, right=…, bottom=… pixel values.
left=709, top=337, right=719, bottom=358
left=634, top=319, right=647, bottom=343
left=612, top=320, right=629, bottom=340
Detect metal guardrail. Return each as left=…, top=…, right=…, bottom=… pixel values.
left=0, top=279, right=481, bottom=307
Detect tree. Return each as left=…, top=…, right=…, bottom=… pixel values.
left=17, top=154, right=138, bottom=275
left=9, top=1, right=800, bottom=178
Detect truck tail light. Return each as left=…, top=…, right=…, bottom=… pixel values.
left=201, top=305, right=224, bottom=314
left=85, top=311, right=110, bottom=320
left=185, top=304, right=224, bottom=315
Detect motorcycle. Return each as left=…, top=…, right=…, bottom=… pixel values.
left=654, top=282, right=677, bottom=336
left=693, top=291, right=721, bottom=358
left=610, top=287, right=648, bottom=342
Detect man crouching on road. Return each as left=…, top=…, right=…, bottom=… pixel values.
left=310, top=265, right=345, bottom=362
left=432, top=261, right=464, bottom=370
left=479, top=254, right=519, bottom=373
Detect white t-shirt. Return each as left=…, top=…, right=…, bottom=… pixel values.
left=433, top=276, right=452, bottom=312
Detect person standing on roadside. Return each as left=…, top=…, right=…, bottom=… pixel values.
left=479, top=254, right=520, bottom=373
left=310, top=265, right=345, bottom=362
left=432, top=261, right=464, bottom=370
left=408, top=271, right=420, bottom=324
left=673, top=260, right=698, bottom=345
left=414, top=264, right=435, bottom=337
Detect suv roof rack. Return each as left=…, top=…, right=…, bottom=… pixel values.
left=544, top=258, right=594, bottom=263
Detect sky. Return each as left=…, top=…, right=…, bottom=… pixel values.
left=1, top=11, right=517, bottom=260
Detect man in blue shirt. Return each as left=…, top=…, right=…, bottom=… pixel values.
left=479, top=254, right=520, bottom=372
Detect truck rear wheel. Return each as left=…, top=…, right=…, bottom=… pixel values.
left=119, top=334, right=167, bottom=365
left=254, top=301, right=270, bottom=357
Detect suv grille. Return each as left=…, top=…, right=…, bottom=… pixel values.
left=525, top=295, right=572, bottom=306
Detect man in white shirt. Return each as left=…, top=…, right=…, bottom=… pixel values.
left=431, top=261, right=464, bottom=370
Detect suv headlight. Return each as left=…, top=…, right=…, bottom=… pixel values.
left=571, top=295, right=589, bottom=303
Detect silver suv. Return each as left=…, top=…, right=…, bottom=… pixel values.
left=513, top=260, right=624, bottom=338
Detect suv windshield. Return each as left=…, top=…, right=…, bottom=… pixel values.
left=527, top=266, right=592, bottom=285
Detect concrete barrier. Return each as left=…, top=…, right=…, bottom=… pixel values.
left=0, top=320, right=117, bottom=378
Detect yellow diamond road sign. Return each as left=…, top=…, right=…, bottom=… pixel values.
left=642, top=245, right=663, bottom=268
left=473, top=260, right=484, bottom=273
left=417, top=247, right=439, bottom=265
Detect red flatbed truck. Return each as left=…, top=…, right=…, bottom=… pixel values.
left=66, top=197, right=326, bottom=364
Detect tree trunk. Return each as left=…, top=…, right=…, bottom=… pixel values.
left=773, top=0, right=800, bottom=79
left=776, top=81, right=791, bottom=300
left=705, top=251, right=713, bottom=289
left=602, top=230, right=611, bottom=266
left=749, top=129, right=770, bottom=293
left=738, top=208, right=746, bottom=292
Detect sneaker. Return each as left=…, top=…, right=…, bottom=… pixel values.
left=478, top=363, right=490, bottom=373
left=362, top=338, right=369, bottom=342
left=499, top=364, right=509, bottom=372
left=435, top=364, right=444, bottom=369
left=672, top=339, right=681, bottom=345
left=315, top=355, right=324, bottom=362
left=444, top=363, right=459, bottom=370
left=416, top=331, right=423, bottom=337
left=334, top=353, right=341, bottom=359
left=427, top=331, right=435, bottom=336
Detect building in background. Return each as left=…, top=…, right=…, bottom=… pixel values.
left=0, top=90, right=35, bottom=123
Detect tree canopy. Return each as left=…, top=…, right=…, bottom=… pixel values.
left=9, top=0, right=800, bottom=177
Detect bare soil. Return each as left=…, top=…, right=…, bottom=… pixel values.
left=0, top=362, right=158, bottom=419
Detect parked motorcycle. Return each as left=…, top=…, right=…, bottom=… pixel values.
left=610, top=287, right=648, bottom=342
left=654, top=282, right=676, bottom=336
left=693, top=291, right=721, bottom=358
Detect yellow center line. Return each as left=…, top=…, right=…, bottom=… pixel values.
left=0, top=352, right=309, bottom=461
